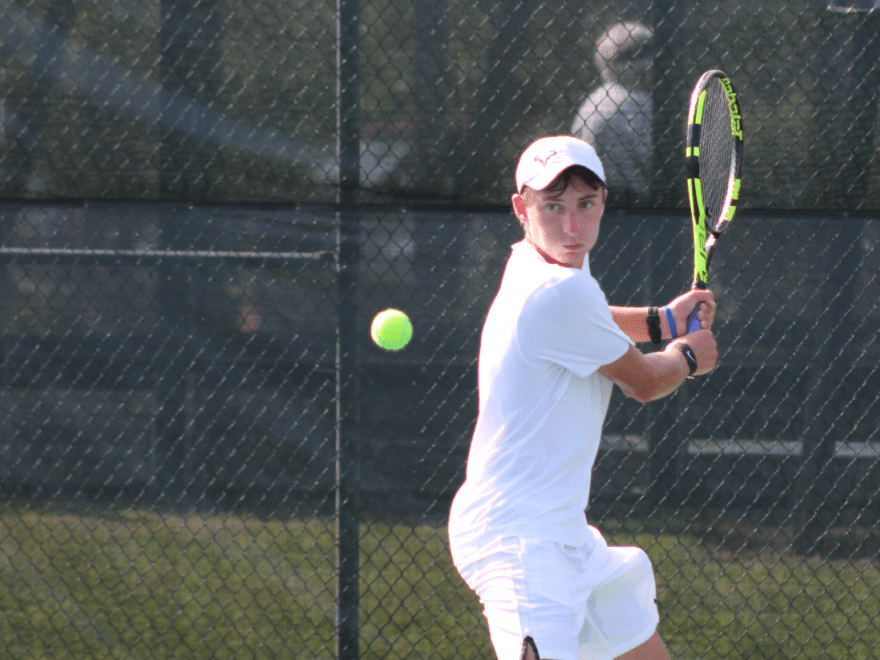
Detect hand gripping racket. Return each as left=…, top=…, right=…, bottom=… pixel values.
left=685, top=70, right=744, bottom=333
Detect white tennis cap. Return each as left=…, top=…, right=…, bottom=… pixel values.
left=515, top=135, right=606, bottom=193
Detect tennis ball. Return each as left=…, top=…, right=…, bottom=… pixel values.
left=370, top=309, right=413, bottom=351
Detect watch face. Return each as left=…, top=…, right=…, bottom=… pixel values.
left=679, top=344, right=697, bottom=373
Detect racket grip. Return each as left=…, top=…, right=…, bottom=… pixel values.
left=687, top=305, right=701, bottom=333
left=688, top=280, right=707, bottom=334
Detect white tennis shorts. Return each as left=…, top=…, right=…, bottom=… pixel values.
left=456, top=527, right=659, bottom=660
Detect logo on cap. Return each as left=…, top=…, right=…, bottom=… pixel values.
left=534, top=151, right=557, bottom=167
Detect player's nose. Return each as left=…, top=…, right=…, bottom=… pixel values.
left=563, top=210, right=580, bottom=235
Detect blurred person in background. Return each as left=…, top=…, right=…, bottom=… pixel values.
left=571, top=22, right=655, bottom=202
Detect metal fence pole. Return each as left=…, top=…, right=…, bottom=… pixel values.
left=336, top=0, right=362, bottom=657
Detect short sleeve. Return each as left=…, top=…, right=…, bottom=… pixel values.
left=517, top=272, right=632, bottom=378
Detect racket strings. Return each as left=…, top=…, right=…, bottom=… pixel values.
left=698, top=80, right=737, bottom=232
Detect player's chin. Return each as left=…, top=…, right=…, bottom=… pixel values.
left=561, top=244, right=591, bottom=265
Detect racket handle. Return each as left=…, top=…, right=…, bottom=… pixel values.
left=688, top=279, right=707, bottom=334
left=687, top=306, right=701, bottom=333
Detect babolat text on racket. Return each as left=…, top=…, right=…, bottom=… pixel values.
left=685, top=69, right=744, bottom=333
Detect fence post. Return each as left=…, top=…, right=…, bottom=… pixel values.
left=336, top=0, right=361, bottom=658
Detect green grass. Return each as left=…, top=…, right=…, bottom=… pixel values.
left=603, top=522, right=880, bottom=660
left=0, top=506, right=488, bottom=660
left=1, top=506, right=879, bottom=659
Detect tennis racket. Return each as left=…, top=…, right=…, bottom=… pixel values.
left=685, top=69, right=744, bottom=333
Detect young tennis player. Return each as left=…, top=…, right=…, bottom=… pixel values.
left=448, top=135, right=718, bottom=660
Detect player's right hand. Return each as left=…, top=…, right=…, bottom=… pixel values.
left=672, top=329, right=717, bottom=377
left=667, top=289, right=717, bottom=335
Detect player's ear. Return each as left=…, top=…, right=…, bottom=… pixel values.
left=511, top=192, right=529, bottom=230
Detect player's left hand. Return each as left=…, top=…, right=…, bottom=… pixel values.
left=664, top=289, right=716, bottom=338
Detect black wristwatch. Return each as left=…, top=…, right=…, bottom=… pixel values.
left=647, top=307, right=662, bottom=345
left=677, top=343, right=698, bottom=376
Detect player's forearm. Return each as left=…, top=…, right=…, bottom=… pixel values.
left=611, top=350, right=690, bottom=403
left=637, top=348, right=692, bottom=401
left=598, top=343, right=691, bottom=403
left=609, top=306, right=670, bottom=344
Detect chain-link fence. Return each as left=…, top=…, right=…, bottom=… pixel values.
left=2, top=0, right=880, bottom=210
left=2, top=0, right=880, bottom=658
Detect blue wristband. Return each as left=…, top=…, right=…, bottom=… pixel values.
left=663, top=306, right=677, bottom=339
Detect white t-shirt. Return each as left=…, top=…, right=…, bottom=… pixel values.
left=448, top=241, right=632, bottom=567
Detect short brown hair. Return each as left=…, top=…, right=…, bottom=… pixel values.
left=524, top=166, right=605, bottom=199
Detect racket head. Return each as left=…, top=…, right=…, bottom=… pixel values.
left=686, top=70, right=744, bottom=287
